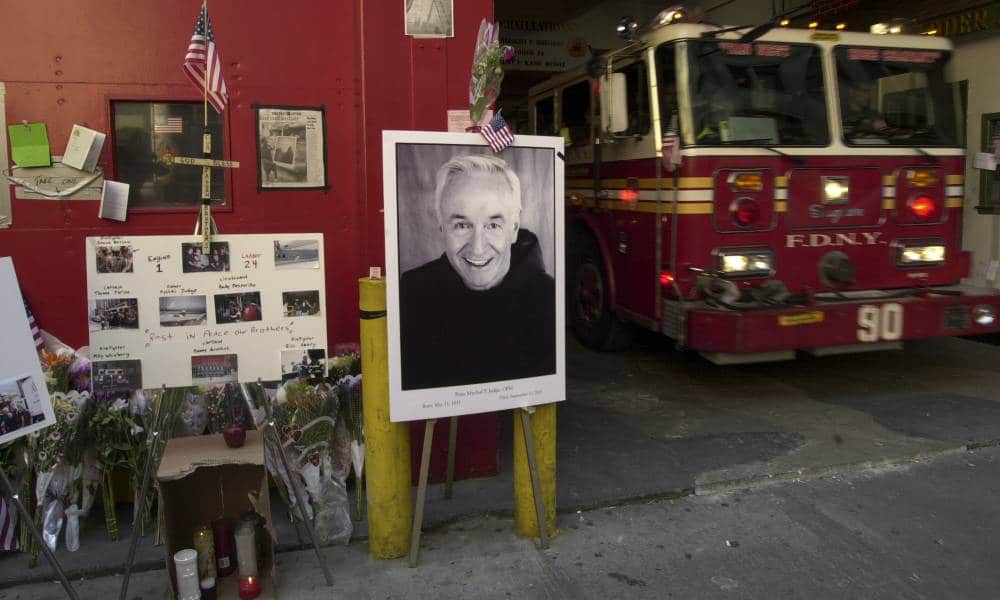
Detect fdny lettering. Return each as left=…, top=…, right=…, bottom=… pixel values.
left=786, top=232, right=882, bottom=248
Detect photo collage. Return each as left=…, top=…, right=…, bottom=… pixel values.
left=87, top=235, right=327, bottom=388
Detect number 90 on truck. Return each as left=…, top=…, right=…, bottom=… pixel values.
left=528, top=7, right=1000, bottom=364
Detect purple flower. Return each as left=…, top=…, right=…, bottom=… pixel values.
left=502, top=46, right=516, bottom=63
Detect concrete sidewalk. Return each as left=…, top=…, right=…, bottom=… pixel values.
left=2, top=335, right=1000, bottom=594
left=5, top=444, right=999, bottom=599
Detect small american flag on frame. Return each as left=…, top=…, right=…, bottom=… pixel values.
left=22, top=297, right=43, bottom=349
left=480, top=112, right=515, bottom=153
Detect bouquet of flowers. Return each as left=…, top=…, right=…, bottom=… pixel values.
left=329, top=351, right=363, bottom=517
left=30, top=343, right=92, bottom=560
left=469, top=19, right=516, bottom=124
left=253, top=378, right=352, bottom=544
left=89, top=393, right=141, bottom=541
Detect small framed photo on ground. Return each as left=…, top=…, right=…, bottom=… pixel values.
left=382, top=130, right=566, bottom=422
left=255, top=105, right=328, bottom=191
left=0, top=374, right=51, bottom=442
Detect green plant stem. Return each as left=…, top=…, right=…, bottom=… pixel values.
left=102, top=470, right=119, bottom=542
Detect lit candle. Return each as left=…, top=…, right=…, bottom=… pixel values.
left=238, top=575, right=261, bottom=600
left=234, top=520, right=258, bottom=578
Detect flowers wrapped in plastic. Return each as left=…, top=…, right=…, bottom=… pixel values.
left=469, top=19, right=515, bottom=124
left=328, top=350, right=363, bottom=518
left=30, top=344, right=91, bottom=561
left=249, top=379, right=353, bottom=545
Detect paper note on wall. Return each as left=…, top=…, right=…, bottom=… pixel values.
left=6, top=123, right=51, bottom=168
left=99, top=181, right=130, bottom=221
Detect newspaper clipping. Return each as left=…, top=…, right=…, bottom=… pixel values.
left=256, top=107, right=328, bottom=190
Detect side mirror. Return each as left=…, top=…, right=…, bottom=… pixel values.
left=600, top=73, right=629, bottom=135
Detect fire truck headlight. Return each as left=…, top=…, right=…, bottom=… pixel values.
left=717, top=249, right=774, bottom=277
left=973, top=305, right=996, bottom=327
left=822, top=176, right=849, bottom=203
left=897, top=242, right=945, bottom=266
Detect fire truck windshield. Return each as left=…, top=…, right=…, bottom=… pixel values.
left=835, top=46, right=959, bottom=147
left=686, top=41, right=829, bottom=146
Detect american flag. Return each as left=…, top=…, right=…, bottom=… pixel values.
left=480, top=112, right=515, bottom=153
left=0, top=498, right=16, bottom=552
left=183, top=1, right=228, bottom=115
left=22, top=297, right=43, bottom=349
left=154, top=116, right=183, bottom=134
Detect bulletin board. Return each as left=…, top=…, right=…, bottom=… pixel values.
left=85, top=234, right=327, bottom=389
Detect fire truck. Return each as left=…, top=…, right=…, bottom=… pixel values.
left=528, top=7, right=1000, bottom=363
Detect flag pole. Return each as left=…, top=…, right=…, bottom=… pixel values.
left=203, top=0, right=209, bottom=129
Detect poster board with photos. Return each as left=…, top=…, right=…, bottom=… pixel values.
left=383, top=130, right=565, bottom=422
left=254, top=105, right=328, bottom=191
left=85, top=234, right=327, bottom=390
left=0, top=257, right=55, bottom=444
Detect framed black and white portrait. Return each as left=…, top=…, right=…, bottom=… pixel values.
left=254, top=105, right=328, bottom=191
left=383, top=130, right=565, bottom=422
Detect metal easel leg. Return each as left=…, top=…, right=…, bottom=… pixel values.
left=444, top=416, right=457, bottom=499
left=0, top=465, right=80, bottom=600
left=409, top=419, right=436, bottom=567
left=247, top=383, right=334, bottom=586
left=519, top=409, right=549, bottom=549
left=118, top=429, right=161, bottom=600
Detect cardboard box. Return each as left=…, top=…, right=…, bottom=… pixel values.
left=157, top=431, right=276, bottom=599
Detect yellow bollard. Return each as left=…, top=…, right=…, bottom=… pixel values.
left=360, top=277, right=412, bottom=558
left=513, top=403, right=557, bottom=539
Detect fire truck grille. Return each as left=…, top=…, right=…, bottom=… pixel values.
left=943, top=305, right=971, bottom=331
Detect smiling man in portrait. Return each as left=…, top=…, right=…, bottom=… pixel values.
left=399, top=154, right=555, bottom=390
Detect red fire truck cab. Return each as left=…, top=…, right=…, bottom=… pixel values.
left=528, top=9, right=1000, bottom=363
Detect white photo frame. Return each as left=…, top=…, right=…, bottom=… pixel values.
left=0, top=257, right=55, bottom=444
left=383, top=130, right=565, bottom=422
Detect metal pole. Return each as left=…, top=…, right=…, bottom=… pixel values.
left=518, top=409, right=549, bottom=549
left=251, top=384, right=334, bottom=586
left=0, top=465, right=79, bottom=600
left=409, top=419, right=436, bottom=568
left=118, top=430, right=160, bottom=600
left=444, top=416, right=457, bottom=499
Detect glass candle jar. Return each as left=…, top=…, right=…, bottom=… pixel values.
left=173, top=548, right=201, bottom=600
left=193, top=525, right=216, bottom=579
left=234, top=520, right=258, bottom=578
left=211, top=517, right=235, bottom=577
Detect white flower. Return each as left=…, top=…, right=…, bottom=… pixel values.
left=276, top=385, right=288, bottom=406
left=111, top=398, right=129, bottom=412
left=38, top=451, right=48, bottom=461
left=130, top=425, right=145, bottom=437
left=49, top=431, right=61, bottom=441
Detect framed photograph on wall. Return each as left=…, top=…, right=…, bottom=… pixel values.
left=404, top=0, right=454, bottom=38
left=254, top=105, right=329, bottom=191
left=383, top=130, right=565, bottom=422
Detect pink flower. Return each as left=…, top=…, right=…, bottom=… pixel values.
left=502, top=46, right=516, bottom=63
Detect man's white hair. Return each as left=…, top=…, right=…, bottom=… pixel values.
left=434, top=155, right=521, bottom=223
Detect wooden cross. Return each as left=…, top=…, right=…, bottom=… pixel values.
left=162, top=132, right=239, bottom=251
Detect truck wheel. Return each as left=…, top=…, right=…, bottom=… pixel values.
left=570, top=239, right=632, bottom=350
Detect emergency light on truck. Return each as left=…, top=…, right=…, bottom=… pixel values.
left=716, top=248, right=774, bottom=277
